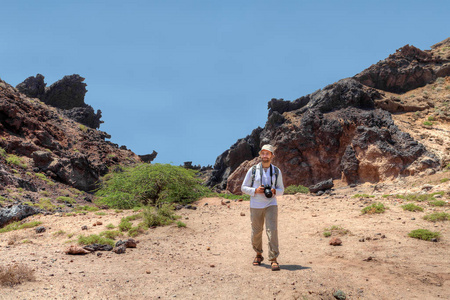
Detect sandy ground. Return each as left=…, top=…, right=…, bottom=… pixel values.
left=0, top=177, right=449, bottom=300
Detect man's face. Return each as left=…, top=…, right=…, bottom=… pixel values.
left=260, top=150, right=273, bottom=163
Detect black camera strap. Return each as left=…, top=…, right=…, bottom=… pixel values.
left=259, top=163, right=273, bottom=187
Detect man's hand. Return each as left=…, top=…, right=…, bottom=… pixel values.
left=255, top=186, right=265, bottom=194
left=271, top=188, right=276, bottom=196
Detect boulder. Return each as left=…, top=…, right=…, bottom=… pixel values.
left=0, top=205, right=41, bottom=228
left=309, top=179, right=334, bottom=193
left=16, top=74, right=46, bottom=99
left=43, top=74, right=87, bottom=109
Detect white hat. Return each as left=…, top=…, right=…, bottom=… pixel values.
left=259, top=144, right=274, bottom=154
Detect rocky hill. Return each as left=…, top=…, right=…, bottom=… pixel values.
left=0, top=75, right=152, bottom=217
left=207, top=38, right=450, bottom=193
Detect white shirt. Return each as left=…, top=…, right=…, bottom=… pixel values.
left=241, top=163, right=284, bottom=209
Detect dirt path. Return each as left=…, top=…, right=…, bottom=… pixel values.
left=0, top=180, right=449, bottom=299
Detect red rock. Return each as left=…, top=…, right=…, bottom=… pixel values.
left=329, top=237, right=342, bottom=246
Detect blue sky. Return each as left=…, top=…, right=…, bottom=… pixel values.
left=1, top=1, right=448, bottom=166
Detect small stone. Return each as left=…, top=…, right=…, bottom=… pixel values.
left=35, top=226, right=46, bottom=233
left=146, top=270, right=151, bottom=274
left=359, top=238, right=365, bottom=242
left=431, top=238, right=438, bottom=242
left=81, top=225, right=88, bottom=230
left=97, top=252, right=103, bottom=257
left=333, top=290, right=346, bottom=300
left=210, top=264, right=215, bottom=268
left=240, top=212, right=245, bottom=216
left=207, top=247, right=210, bottom=250
left=411, top=217, right=416, bottom=220
left=113, top=244, right=126, bottom=254
left=363, top=256, right=373, bottom=262
left=96, top=221, right=102, bottom=226
left=329, top=237, right=342, bottom=246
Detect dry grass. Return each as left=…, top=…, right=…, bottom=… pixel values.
left=0, top=263, right=35, bottom=286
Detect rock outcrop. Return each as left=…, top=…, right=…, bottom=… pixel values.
left=0, top=205, right=41, bottom=227
left=354, top=44, right=450, bottom=93
left=207, top=39, right=449, bottom=194
left=16, top=74, right=103, bottom=129
left=0, top=78, right=142, bottom=193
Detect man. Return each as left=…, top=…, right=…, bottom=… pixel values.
left=241, top=144, right=284, bottom=271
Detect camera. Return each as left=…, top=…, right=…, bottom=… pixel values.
left=263, top=185, right=273, bottom=198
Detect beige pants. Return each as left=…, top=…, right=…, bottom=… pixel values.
left=250, top=205, right=279, bottom=261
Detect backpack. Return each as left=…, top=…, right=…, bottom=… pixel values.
left=250, top=164, right=279, bottom=188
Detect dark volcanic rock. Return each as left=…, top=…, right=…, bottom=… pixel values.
left=213, top=76, right=439, bottom=194
left=16, top=74, right=102, bottom=129
left=43, top=74, right=87, bottom=109
left=0, top=205, right=41, bottom=228
left=16, top=74, right=46, bottom=99
left=354, top=44, right=450, bottom=93
left=1, top=77, right=142, bottom=193
left=139, top=150, right=158, bottom=163
left=61, top=105, right=103, bottom=129
left=309, top=179, right=334, bottom=193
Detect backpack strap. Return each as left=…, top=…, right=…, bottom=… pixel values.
left=251, top=164, right=279, bottom=188
left=273, top=166, right=279, bottom=188
left=250, top=165, right=257, bottom=187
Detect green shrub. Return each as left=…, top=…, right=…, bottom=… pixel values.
left=36, top=198, right=56, bottom=211
left=106, top=223, right=115, bottom=229
left=6, top=155, right=27, bottom=168
left=53, top=230, right=66, bottom=237
left=209, top=193, right=250, bottom=201
left=77, top=234, right=115, bottom=247
left=394, top=192, right=443, bottom=202
left=99, top=230, right=122, bottom=240
left=0, top=147, right=6, bottom=157
left=142, top=204, right=179, bottom=227
left=423, top=212, right=450, bottom=222
left=361, top=203, right=387, bottom=214
left=56, top=196, right=75, bottom=204
left=401, top=203, right=424, bottom=212
left=423, top=121, right=433, bottom=126
left=408, top=229, right=440, bottom=241
left=429, top=200, right=447, bottom=207
left=95, top=163, right=210, bottom=208
left=0, top=221, right=42, bottom=234
left=323, top=225, right=349, bottom=236
left=75, top=205, right=99, bottom=212
left=284, top=185, right=309, bottom=194
left=427, top=116, right=435, bottom=121
left=79, top=124, right=88, bottom=132
left=118, top=219, right=132, bottom=232
left=95, top=212, right=106, bottom=216
left=128, top=225, right=146, bottom=237
left=352, top=194, right=375, bottom=198
left=176, top=221, right=186, bottom=228
left=440, top=178, right=449, bottom=183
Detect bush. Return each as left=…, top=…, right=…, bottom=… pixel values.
left=429, top=200, right=447, bottom=207
left=0, top=264, right=35, bottom=286
left=423, top=121, right=433, bottom=126
left=401, top=203, right=424, bottom=212
left=0, top=147, right=6, bottom=158
left=106, top=223, right=115, bottom=229
left=352, top=194, right=375, bottom=198
left=95, top=163, right=210, bottom=209
left=99, top=230, right=122, bottom=240
left=423, top=212, right=450, bottom=222
left=209, top=193, right=250, bottom=201
left=0, top=221, right=42, bottom=234
left=408, top=229, right=440, bottom=241
left=361, top=203, right=386, bottom=214
left=440, top=178, right=449, bottom=183
left=284, top=185, right=309, bottom=194
left=118, top=219, right=132, bottom=232
left=176, top=221, right=186, bottom=228
left=128, top=225, right=147, bottom=237
left=6, top=154, right=27, bottom=168
left=323, top=225, right=349, bottom=236
left=142, top=204, right=180, bottom=227
left=394, top=192, right=443, bottom=202
left=56, top=196, right=75, bottom=204
left=77, top=234, right=115, bottom=247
